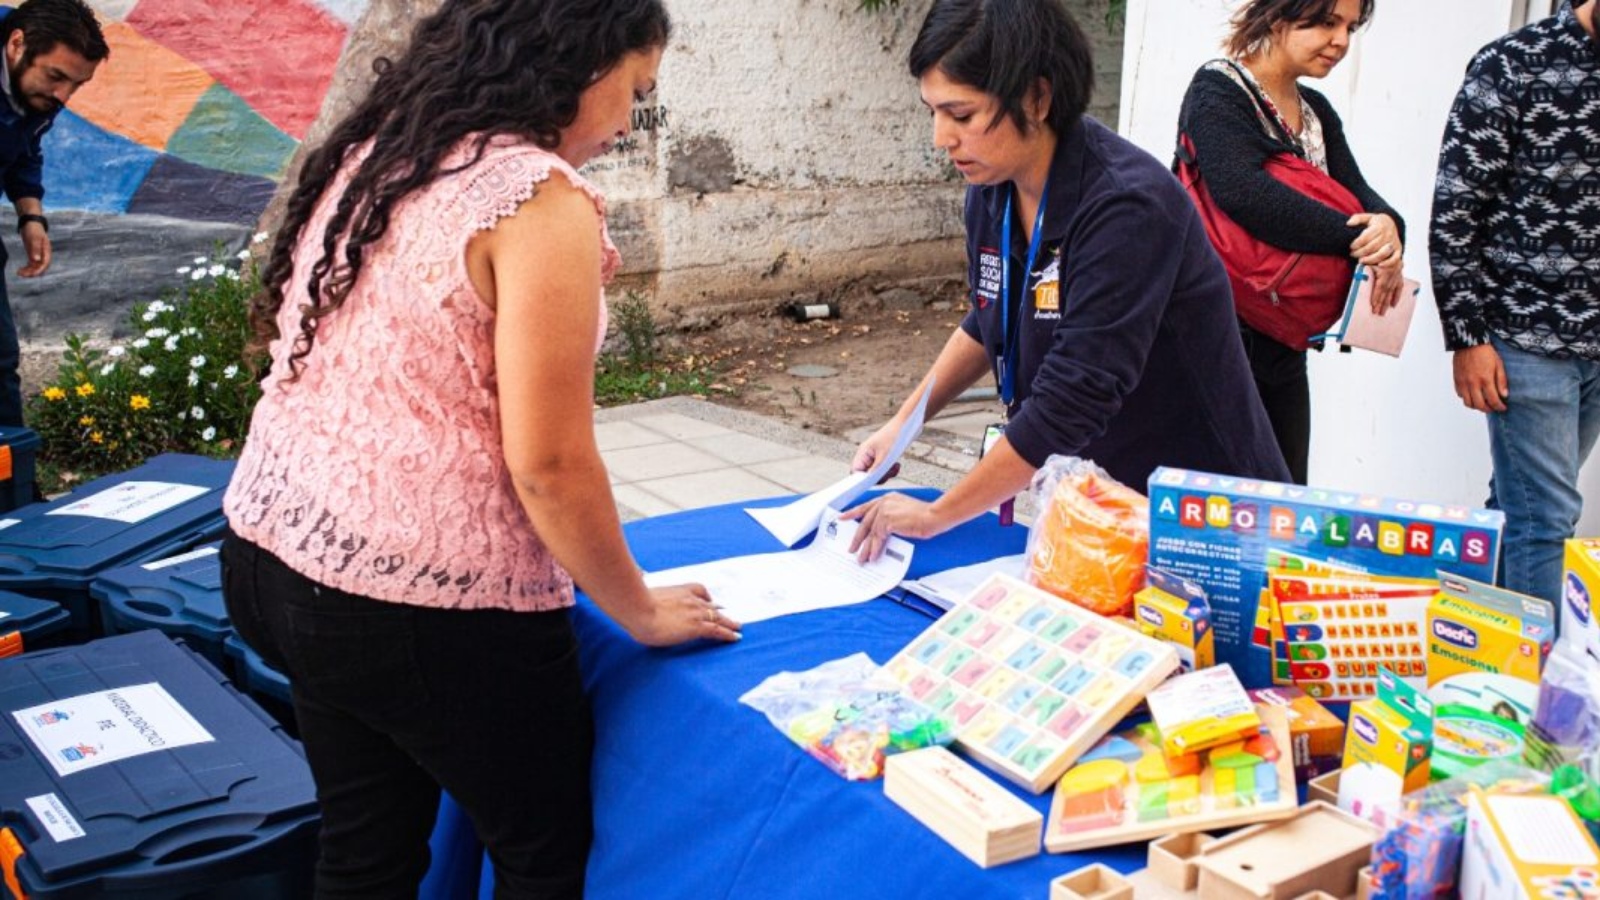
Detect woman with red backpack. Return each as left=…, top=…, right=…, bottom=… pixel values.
left=1175, top=0, right=1405, bottom=484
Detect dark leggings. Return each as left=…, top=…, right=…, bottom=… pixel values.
left=222, top=534, right=594, bottom=900
left=1238, top=322, right=1311, bottom=484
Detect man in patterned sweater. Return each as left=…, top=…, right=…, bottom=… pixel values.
left=1430, top=0, right=1600, bottom=608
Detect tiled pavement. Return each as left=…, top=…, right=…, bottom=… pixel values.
left=596, top=395, right=1006, bottom=521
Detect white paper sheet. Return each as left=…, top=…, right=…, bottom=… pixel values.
left=745, top=379, right=935, bottom=547
left=645, top=512, right=914, bottom=624
left=12, top=683, right=216, bottom=777
left=899, top=554, right=1028, bottom=611
left=46, top=481, right=209, bottom=524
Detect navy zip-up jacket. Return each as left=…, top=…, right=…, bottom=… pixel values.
left=0, top=6, right=53, bottom=207
left=961, top=116, right=1289, bottom=490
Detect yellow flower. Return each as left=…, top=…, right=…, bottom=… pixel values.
left=43, top=386, right=65, bottom=401
left=89, top=431, right=103, bottom=444
left=78, top=415, right=95, bottom=427
left=130, top=395, right=150, bottom=410
left=75, top=383, right=95, bottom=398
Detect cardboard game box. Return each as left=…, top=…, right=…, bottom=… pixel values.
left=1563, top=537, right=1600, bottom=657
left=1146, top=467, right=1503, bottom=689
left=1133, top=567, right=1214, bottom=673
left=1339, top=667, right=1432, bottom=827
left=1460, top=786, right=1600, bottom=900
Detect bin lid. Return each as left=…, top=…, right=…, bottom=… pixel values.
left=0, top=591, right=69, bottom=639
left=90, top=544, right=227, bottom=641
left=0, top=456, right=231, bottom=589
left=0, top=630, right=317, bottom=895
left=222, top=635, right=291, bottom=707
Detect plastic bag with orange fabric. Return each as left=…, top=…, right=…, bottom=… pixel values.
left=1024, top=455, right=1149, bottom=617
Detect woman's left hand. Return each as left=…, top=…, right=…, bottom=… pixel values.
left=1369, top=259, right=1405, bottom=313
left=1347, top=212, right=1401, bottom=269
left=840, top=492, right=948, bottom=563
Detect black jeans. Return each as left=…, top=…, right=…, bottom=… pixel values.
left=1238, top=322, right=1310, bottom=485
left=0, top=245, right=22, bottom=428
left=222, top=534, right=594, bottom=900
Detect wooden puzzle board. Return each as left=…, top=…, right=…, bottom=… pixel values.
left=885, top=573, right=1179, bottom=794
left=1044, top=705, right=1298, bottom=853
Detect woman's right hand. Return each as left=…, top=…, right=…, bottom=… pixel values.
left=626, top=583, right=742, bottom=647
left=1347, top=212, right=1401, bottom=269
left=1368, top=257, right=1405, bottom=313
left=851, top=420, right=902, bottom=482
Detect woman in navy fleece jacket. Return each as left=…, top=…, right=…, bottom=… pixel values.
left=844, top=0, right=1288, bottom=562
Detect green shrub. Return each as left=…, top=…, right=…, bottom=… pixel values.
left=28, top=241, right=263, bottom=482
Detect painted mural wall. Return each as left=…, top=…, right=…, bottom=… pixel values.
left=5, top=0, right=367, bottom=345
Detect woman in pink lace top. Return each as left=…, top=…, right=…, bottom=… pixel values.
left=219, top=1, right=740, bottom=896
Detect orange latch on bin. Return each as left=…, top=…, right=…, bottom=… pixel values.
left=1, top=826, right=28, bottom=900
left=0, top=446, right=11, bottom=483
left=0, top=631, right=20, bottom=659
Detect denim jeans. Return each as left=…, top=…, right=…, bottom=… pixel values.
left=1239, top=322, right=1311, bottom=484
left=222, top=534, right=594, bottom=900
left=1485, top=337, right=1600, bottom=610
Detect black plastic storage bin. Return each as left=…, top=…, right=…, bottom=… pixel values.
left=91, top=543, right=228, bottom=671
left=0, top=427, right=39, bottom=514
left=0, top=630, right=317, bottom=899
left=0, top=455, right=232, bottom=638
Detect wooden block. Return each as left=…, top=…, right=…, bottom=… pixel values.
left=1194, top=801, right=1378, bottom=900
left=1149, top=831, right=1217, bottom=891
left=884, top=746, right=1042, bottom=868
left=1306, top=768, right=1341, bottom=808
left=1291, top=893, right=1340, bottom=900
left=1050, top=863, right=1134, bottom=900
left=1355, top=865, right=1373, bottom=900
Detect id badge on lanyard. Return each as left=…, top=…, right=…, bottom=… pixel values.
left=980, top=422, right=1015, bottom=526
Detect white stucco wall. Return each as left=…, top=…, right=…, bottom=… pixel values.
left=1121, top=0, right=1600, bottom=532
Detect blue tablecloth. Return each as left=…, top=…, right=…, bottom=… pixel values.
left=555, top=490, right=1145, bottom=899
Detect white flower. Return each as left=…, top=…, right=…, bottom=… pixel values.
left=223, top=364, right=239, bottom=379
left=202, top=426, right=216, bottom=441
left=99, top=362, right=114, bottom=376
left=107, top=346, right=126, bottom=358
left=181, top=327, right=199, bottom=337
left=193, top=256, right=208, bottom=265
left=142, top=310, right=158, bottom=322
left=138, top=365, right=155, bottom=377
left=252, top=231, right=268, bottom=244
left=222, top=270, right=240, bottom=282
left=190, top=270, right=205, bottom=282
left=208, top=264, right=225, bottom=277
left=189, top=355, right=206, bottom=368
left=190, top=406, right=205, bottom=420
left=132, top=338, right=150, bottom=350
left=148, top=300, right=169, bottom=313
left=164, top=335, right=179, bottom=352
left=176, top=266, right=191, bottom=275
left=145, top=327, right=169, bottom=339
left=236, top=249, right=251, bottom=261
left=178, top=410, right=186, bottom=421
left=187, top=370, right=199, bottom=387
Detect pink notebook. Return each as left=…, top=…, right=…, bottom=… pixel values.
left=1323, top=268, right=1420, bottom=357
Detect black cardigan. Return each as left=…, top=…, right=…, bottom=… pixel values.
left=1175, top=64, right=1404, bottom=255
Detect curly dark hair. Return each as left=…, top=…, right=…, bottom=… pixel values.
left=253, top=0, right=670, bottom=378
left=1224, top=0, right=1375, bottom=59
left=908, top=0, right=1093, bottom=138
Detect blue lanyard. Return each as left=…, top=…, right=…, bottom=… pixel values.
left=999, top=184, right=1049, bottom=408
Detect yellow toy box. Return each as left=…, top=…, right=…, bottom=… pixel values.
left=1563, top=537, right=1600, bottom=657
left=1249, top=685, right=1345, bottom=781
left=1460, top=786, right=1600, bottom=900
left=1134, top=568, right=1214, bottom=673
left=1339, top=667, right=1431, bottom=825
left=1426, top=575, right=1554, bottom=780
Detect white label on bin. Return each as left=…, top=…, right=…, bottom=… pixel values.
left=0, top=609, right=8, bottom=621
left=46, top=481, right=209, bottom=524
left=143, top=546, right=219, bottom=571
left=12, top=683, right=215, bottom=778
left=25, top=794, right=85, bottom=842
left=0, top=518, right=17, bottom=531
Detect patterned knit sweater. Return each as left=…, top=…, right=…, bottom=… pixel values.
left=1430, top=1, right=1600, bottom=356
